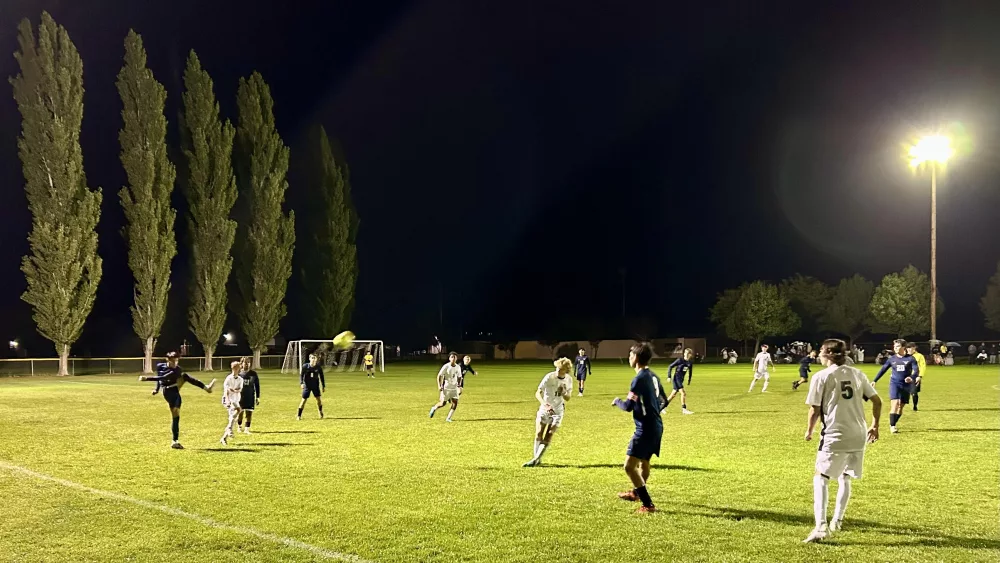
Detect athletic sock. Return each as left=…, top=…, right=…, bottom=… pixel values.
left=813, top=474, right=829, bottom=527
left=535, top=443, right=547, bottom=461
left=888, top=413, right=897, bottom=426
left=635, top=486, right=654, bottom=508
left=912, top=394, right=919, bottom=409
left=171, top=416, right=179, bottom=441
left=245, top=420, right=251, bottom=429
left=682, top=403, right=687, bottom=410
left=833, top=474, right=851, bottom=522
left=297, top=407, right=304, bottom=418
left=895, top=412, right=902, bottom=424
left=748, top=380, right=756, bottom=392
left=533, top=439, right=541, bottom=456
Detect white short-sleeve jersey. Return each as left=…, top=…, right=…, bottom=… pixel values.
left=438, top=363, right=463, bottom=390
left=223, top=373, right=244, bottom=404
left=806, top=364, right=878, bottom=452
left=754, top=352, right=772, bottom=372
left=538, top=372, right=570, bottom=414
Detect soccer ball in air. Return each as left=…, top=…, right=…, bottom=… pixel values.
left=333, top=330, right=355, bottom=350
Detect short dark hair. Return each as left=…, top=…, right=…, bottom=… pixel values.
left=893, top=339, right=907, bottom=348
left=448, top=351, right=458, bottom=358
left=820, top=338, right=848, bottom=366
left=761, top=343, right=769, bottom=348
left=165, top=351, right=179, bottom=359
left=630, top=342, right=653, bottom=366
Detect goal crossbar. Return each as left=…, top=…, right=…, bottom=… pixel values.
left=281, top=339, right=385, bottom=374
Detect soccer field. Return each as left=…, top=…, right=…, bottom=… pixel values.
left=0, top=361, right=997, bottom=562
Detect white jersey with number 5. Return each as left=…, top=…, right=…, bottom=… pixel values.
left=753, top=352, right=772, bottom=372
left=806, top=364, right=878, bottom=452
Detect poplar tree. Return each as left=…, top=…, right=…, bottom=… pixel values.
left=181, top=51, right=237, bottom=369
left=234, top=72, right=295, bottom=368
left=117, top=30, right=177, bottom=373
left=12, top=12, right=102, bottom=375
left=294, top=125, right=357, bottom=337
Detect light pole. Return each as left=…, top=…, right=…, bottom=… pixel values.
left=908, top=134, right=954, bottom=343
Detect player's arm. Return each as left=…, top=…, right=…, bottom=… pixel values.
left=299, top=365, right=307, bottom=387
left=467, top=364, right=477, bottom=375
left=535, top=386, right=545, bottom=405
left=138, top=374, right=168, bottom=382
left=803, top=376, right=823, bottom=440
left=586, top=357, right=592, bottom=375
left=687, top=363, right=693, bottom=386
left=254, top=374, right=261, bottom=403
left=860, top=376, right=881, bottom=441
left=804, top=404, right=821, bottom=440
left=872, top=360, right=890, bottom=383
left=437, top=366, right=447, bottom=389
left=319, top=366, right=326, bottom=389
left=667, top=359, right=680, bottom=379
left=911, top=357, right=920, bottom=382
left=613, top=378, right=640, bottom=411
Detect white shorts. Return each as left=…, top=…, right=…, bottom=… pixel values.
left=815, top=450, right=864, bottom=479
left=536, top=409, right=564, bottom=429
left=440, top=388, right=460, bottom=402
left=754, top=370, right=770, bottom=380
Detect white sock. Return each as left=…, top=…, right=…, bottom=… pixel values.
left=536, top=443, right=548, bottom=461
left=813, top=474, right=829, bottom=528
left=533, top=439, right=541, bottom=456
left=833, top=474, right=851, bottom=522
left=762, top=374, right=770, bottom=392
left=447, top=409, right=454, bottom=420
left=748, top=379, right=757, bottom=392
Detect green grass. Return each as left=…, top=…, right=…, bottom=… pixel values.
left=0, top=361, right=997, bottom=562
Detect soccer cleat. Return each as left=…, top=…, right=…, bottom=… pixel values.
left=429, top=407, right=436, bottom=418
left=578, top=392, right=583, bottom=397
left=617, top=490, right=639, bottom=502
left=803, top=524, right=829, bottom=543
left=220, top=436, right=228, bottom=445
left=244, top=428, right=251, bottom=435
left=682, top=409, right=694, bottom=415
left=829, top=520, right=842, bottom=534
left=205, top=379, right=217, bottom=393
left=522, top=458, right=539, bottom=467
left=170, top=441, right=184, bottom=450
left=297, top=415, right=302, bottom=421
left=890, top=426, right=899, bottom=433
left=637, top=505, right=657, bottom=514
left=446, top=418, right=454, bottom=423
left=319, top=413, right=324, bottom=420
left=912, top=406, right=918, bottom=411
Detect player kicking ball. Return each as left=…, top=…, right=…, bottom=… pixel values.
left=803, top=339, right=882, bottom=543
left=748, top=343, right=773, bottom=393
left=220, top=361, right=245, bottom=445
left=872, top=339, right=919, bottom=433
left=612, top=342, right=668, bottom=514
left=137, top=351, right=216, bottom=449
left=298, top=353, right=326, bottom=420
left=522, top=358, right=573, bottom=467
left=664, top=348, right=695, bottom=414
left=429, top=352, right=463, bottom=422
left=792, top=350, right=818, bottom=390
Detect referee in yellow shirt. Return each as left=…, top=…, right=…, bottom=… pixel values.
left=906, top=343, right=926, bottom=411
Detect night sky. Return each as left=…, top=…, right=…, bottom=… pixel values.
left=1, top=0, right=999, bottom=356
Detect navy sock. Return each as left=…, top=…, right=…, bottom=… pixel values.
left=171, top=416, right=179, bottom=441
left=682, top=403, right=687, bottom=409
left=635, top=486, right=654, bottom=508
left=297, top=407, right=304, bottom=417
left=896, top=412, right=902, bottom=424
left=318, top=405, right=324, bottom=416
left=912, top=394, right=919, bottom=409
left=889, top=413, right=898, bottom=426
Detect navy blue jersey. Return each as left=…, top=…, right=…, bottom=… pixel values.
left=575, top=354, right=592, bottom=376
left=614, top=368, right=666, bottom=432
left=460, top=362, right=477, bottom=376
left=668, top=359, right=693, bottom=383
left=300, top=363, right=326, bottom=387
left=799, top=356, right=814, bottom=377
left=145, top=365, right=196, bottom=389
left=873, top=354, right=919, bottom=384
left=240, top=370, right=260, bottom=401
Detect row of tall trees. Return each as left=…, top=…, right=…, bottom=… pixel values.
left=12, top=13, right=358, bottom=373
left=711, top=266, right=949, bottom=348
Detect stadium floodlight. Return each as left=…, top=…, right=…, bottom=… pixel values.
left=8, top=340, right=17, bottom=350
left=223, top=333, right=233, bottom=343
left=906, top=134, right=955, bottom=344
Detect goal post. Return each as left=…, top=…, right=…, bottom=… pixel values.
left=281, top=339, right=385, bottom=374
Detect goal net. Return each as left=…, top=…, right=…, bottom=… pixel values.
left=281, top=339, right=385, bottom=374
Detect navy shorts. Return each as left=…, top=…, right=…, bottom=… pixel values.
left=576, top=372, right=587, bottom=381
left=627, top=428, right=663, bottom=460
left=301, top=382, right=322, bottom=399
left=889, top=382, right=911, bottom=404
left=672, top=376, right=684, bottom=391
left=162, top=387, right=182, bottom=409
left=239, top=394, right=256, bottom=411
left=799, top=371, right=809, bottom=380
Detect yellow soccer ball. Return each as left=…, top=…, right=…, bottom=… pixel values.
left=333, top=330, right=356, bottom=350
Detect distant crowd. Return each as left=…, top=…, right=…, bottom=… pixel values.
left=721, top=341, right=998, bottom=366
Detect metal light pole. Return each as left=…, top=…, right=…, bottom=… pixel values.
left=930, top=163, right=937, bottom=343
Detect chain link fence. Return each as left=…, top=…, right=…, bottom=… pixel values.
left=0, top=355, right=286, bottom=377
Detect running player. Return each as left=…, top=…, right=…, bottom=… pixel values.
left=298, top=353, right=326, bottom=420
left=522, top=358, right=573, bottom=467
left=429, top=352, right=463, bottom=422
left=748, top=343, right=773, bottom=393
left=664, top=348, right=694, bottom=414
left=237, top=356, right=260, bottom=434
left=575, top=348, right=592, bottom=396
left=459, top=355, right=478, bottom=397
left=364, top=349, right=376, bottom=378
left=220, top=361, right=245, bottom=445
left=905, top=343, right=926, bottom=411
left=612, top=342, right=668, bottom=513
left=803, top=338, right=882, bottom=542
left=137, top=351, right=216, bottom=449
left=872, top=339, right=919, bottom=433
left=793, top=350, right=818, bottom=390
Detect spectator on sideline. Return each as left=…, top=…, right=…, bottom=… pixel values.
left=990, top=344, right=997, bottom=365
left=969, top=343, right=977, bottom=365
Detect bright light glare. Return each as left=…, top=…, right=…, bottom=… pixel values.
left=223, top=333, right=233, bottom=342
left=8, top=340, right=18, bottom=349
left=909, top=135, right=954, bottom=168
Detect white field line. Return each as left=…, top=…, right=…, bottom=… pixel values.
left=0, top=460, right=372, bottom=563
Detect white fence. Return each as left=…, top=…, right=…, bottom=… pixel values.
left=0, top=355, right=286, bottom=377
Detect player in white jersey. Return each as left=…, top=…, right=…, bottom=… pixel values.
left=429, top=352, right=464, bottom=422
left=748, top=344, right=773, bottom=392
left=220, top=361, right=246, bottom=445
left=522, top=358, right=574, bottom=467
left=802, top=339, right=882, bottom=543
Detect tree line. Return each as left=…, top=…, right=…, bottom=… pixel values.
left=711, top=264, right=1000, bottom=350
left=11, top=13, right=358, bottom=374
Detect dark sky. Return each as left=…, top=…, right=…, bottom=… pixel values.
left=1, top=0, right=999, bottom=355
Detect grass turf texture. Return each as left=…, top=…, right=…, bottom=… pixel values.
left=0, top=362, right=997, bottom=562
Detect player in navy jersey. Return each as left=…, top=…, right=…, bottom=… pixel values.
left=137, top=351, right=216, bottom=449
left=872, top=339, right=920, bottom=434
left=611, top=342, right=668, bottom=513
left=298, top=353, right=326, bottom=420
left=575, top=348, right=592, bottom=396
left=664, top=348, right=695, bottom=414
left=792, top=350, right=818, bottom=390
left=236, top=357, right=261, bottom=434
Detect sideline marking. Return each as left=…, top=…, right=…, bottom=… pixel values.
left=0, top=460, right=371, bottom=562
